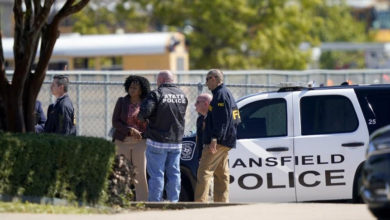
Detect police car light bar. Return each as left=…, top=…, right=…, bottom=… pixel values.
left=277, top=81, right=315, bottom=92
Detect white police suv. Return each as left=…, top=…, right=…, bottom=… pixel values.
left=179, top=83, right=390, bottom=202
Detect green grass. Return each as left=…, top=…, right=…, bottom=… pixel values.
left=0, top=201, right=117, bottom=214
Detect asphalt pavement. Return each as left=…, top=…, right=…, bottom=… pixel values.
left=0, top=203, right=375, bottom=220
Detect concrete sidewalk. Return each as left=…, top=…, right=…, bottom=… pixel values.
left=0, top=203, right=375, bottom=220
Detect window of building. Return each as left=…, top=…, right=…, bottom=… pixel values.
left=237, top=98, right=287, bottom=139
left=300, top=95, right=358, bottom=135
left=48, top=61, right=68, bottom=70
left=373, top=10, right=390, bottom=29
left=100, top=56, right=123, bottom=70
left=74, top=57, right=92, bottom=70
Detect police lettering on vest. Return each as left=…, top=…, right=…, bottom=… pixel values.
left=162, top=94, right=187, bottom=104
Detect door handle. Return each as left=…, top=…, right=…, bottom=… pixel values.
left=341, top=142, right=365, bottom=147
left=266, top=147, right=289, bottom=152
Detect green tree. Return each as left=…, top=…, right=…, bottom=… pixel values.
left=70, top=0, right=370, bottom=70
left=72, top=0, right=150, bottom=34
left=309, top=1, right=371, bottom=69
left=319, top=51, right=366, bottom=69
left=134, top=0, right=255, bottom=69
left=72, top=6, right=113, bottom=34
left=0, top=0, right=89, bottom=133
left=309, top=1, right=368, bottom=42
left=245, top=0, right=319, bottom=69
left=132, top=0, right=369, bottom=69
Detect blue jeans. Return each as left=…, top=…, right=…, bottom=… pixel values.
left=146, top=145, right=181, bottom=202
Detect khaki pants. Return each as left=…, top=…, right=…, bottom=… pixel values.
left=115, top=137, right=148, bottom=201
left=194, top=144, right=230, bottom=202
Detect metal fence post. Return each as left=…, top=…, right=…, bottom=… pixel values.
left=77, top=74, right=81, bottom=135
left=177, top=73, right=181, bottom=85
left=104, top=74, right=110, bottom=139
left=325, top=73, right=329, bottom=86
left=49, top=74, right=54, bottom=104
left=197, top=82, right=203, bottom=95
left=380, top=73, right=384, bottom=84
left=245, top=74, right=249, bottom=95
left=266, top=73, right=270, bottom=91
left=363, top=72, right=367, bottom=84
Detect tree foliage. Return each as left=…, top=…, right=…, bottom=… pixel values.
left=72, top=0, right=370, bottom=70
left=308, top=1, right=371, bottom=69
left=72, top=0, right=150, bottom=34
left=0, top=0, right=89, bottom=133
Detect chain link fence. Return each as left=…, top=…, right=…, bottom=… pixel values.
left=10, top=69, right=389, bottom=139
left=37, top=80, right=274, bottom=139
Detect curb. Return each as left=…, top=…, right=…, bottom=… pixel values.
left=0, top=194, right=250, bottom=210
left=132, top=202, right=249, bottom=209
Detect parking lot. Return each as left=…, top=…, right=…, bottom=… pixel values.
left=0, top=203, right=375, bottom=220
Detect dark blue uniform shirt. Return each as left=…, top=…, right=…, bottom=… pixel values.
left=203, top=84, right=240, bottom=149
left=44, top=94, right=76, bottom=135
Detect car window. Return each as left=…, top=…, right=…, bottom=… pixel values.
left=357, top=92, right=390, bottom=134
left=300, top=95, right=358, bottom=135
left=237, top=98, right=287, bottom=139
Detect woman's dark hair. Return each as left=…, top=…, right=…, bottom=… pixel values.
left=124, top=75, right=151, bottom=99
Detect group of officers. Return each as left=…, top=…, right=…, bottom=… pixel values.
left=36, top=69, right=241, bottom=203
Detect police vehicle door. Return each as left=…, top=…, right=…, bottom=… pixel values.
left=293, top=89, right=368, bottom=201
left=229, top=92, right=295, bottom=202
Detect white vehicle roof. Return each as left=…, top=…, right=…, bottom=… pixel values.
left=2, top=32, right=178, bottom=59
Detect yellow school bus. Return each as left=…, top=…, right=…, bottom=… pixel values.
left=3, top=32, right=189, bottom=71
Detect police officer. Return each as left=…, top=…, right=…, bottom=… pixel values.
left=195, top=69, right=240, bottom=202
left=138, top=70, right=188, bottom=202
left=194, top=93, right=212, bottom=161
left=44, top=75, right=76, bottom=135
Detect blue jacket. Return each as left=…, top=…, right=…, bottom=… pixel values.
left=44, top=94, right=76, bottom=135
left=203, top=84, right=241, bottom=149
